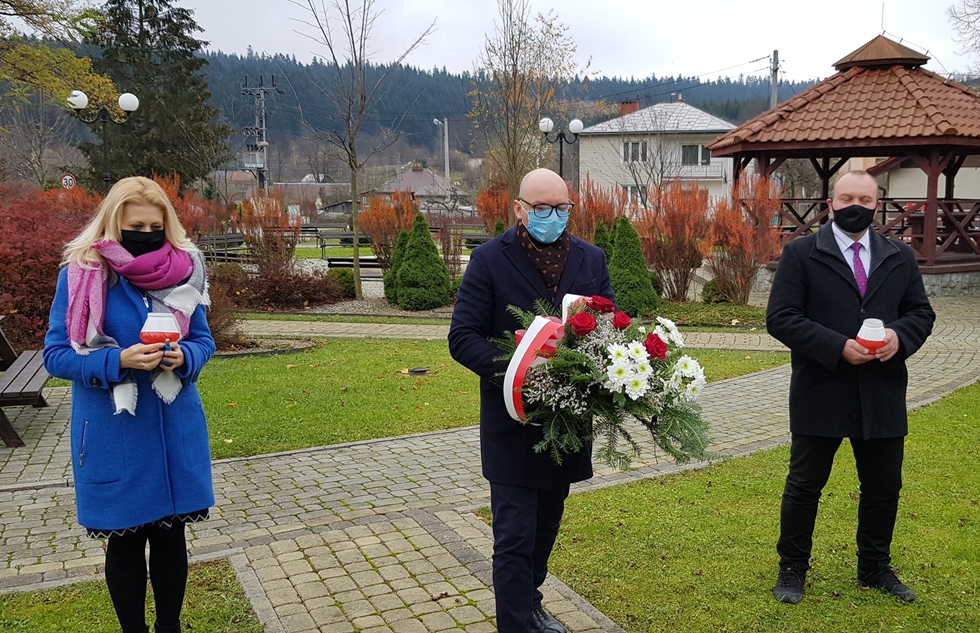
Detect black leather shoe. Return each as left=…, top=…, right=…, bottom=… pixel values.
left=858, top=567, right=916, bottom=602
left=154, top=623, right=181, bottom=633
left=530, top=607, right=567, bottom=633
left=772, top=567, right=806, bottom=604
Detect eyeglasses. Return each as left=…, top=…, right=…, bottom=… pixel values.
left=518, top=199, right=574, bottom=219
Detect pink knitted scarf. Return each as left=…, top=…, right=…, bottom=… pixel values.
left=66, top=240, right=193, bottom=348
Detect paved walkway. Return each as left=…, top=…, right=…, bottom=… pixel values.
left=1, top=298, right=977, bottom=633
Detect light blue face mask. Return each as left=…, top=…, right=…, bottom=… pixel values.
left=524, top=207, right=568, bottom=244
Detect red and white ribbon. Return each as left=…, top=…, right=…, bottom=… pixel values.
left=504, top=315, right=565, bottom=422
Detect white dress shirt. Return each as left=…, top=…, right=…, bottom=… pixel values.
left=831, top=222, right=871, bottom=278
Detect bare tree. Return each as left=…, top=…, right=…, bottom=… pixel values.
left=291, top=0, right=433, bottom=299
left=0, top=92, right=82, bottom=186
left=470, top=0, right=586, bottom=222
left=950, top=0, right=980, bottom=72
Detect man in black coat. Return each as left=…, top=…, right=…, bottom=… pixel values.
left=448, top=168, right=614, bottom=633
left=767, top=170, right=935, bottom=604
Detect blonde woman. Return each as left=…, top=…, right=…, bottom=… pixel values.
left=43, top=176, right=214, bottom=633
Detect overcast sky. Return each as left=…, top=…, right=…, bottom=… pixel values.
left=176, top=0, right=974, bottom=82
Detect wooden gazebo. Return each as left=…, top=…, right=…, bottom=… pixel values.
left=707, top=35, right=980, bottom=273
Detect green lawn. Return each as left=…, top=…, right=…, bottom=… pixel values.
left=198, top=341, right=787, bottom=459
left=243, top=313, right=452, bottom=325
left=0, top=559, right=262, bottom=633
left=550, top=382, right=980, bottom=633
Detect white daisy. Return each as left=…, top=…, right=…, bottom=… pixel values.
left=637, top=326, right=646, bottom=334
left=627, top=341, right=649, bottom=362
left=625, top=376, right=649, bottom=400
left=686, top=381, right=703, bottom=399
left=676, top=355, right=699, bottom=378
left=607, top=343, right=629, bottom=363
left=635, top=361, right=652, bottom=377
left=606, top=362, right=633, bottom=386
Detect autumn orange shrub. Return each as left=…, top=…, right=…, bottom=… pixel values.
left=358, top=190, right=417, bottom=271
left=635, top=180, right=714, bottom=302
left=567, top=175, right=628, bottom=241
left=237, top=187, right=300, bottom=276
left=707, top=176, right=782, bottom=305
left=476, top=187, right=510, bottom=232
left=151, top=174, right=233, bottom=239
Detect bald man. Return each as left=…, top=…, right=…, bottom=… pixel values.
left=767, top=170, right=934, bottom=604
left=449, top=169, right=614, bottom=633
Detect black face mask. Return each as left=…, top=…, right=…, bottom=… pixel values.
left=120, top=229, right=167, bottom=257
left=832, top=203, right=875, bottom=234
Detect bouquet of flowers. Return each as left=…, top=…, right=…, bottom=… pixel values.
left=496, top=295, right=710, bottom=470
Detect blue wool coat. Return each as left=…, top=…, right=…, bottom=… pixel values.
left=448, top=227, right=614, bottom=489
left=44, top=266, right=215, bottom=531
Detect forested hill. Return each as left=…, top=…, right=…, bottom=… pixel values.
left=201, top=50, right=818, bottom=154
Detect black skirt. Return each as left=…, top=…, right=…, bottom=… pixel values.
left=86, top=508, right=209, bottom=539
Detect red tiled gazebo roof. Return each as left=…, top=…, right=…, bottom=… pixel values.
left=707, top=36, right=980, bottom=156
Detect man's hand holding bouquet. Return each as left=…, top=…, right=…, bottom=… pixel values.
left=495, top=295, right=710, bottom=470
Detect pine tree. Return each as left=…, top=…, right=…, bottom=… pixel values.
left=493, top=218, right=506, bottom=236
left=593, top=221, right=613, bottom=262
left=80, top=0, right=231, bottom=191
left=384, top=229, right=410, bottom=304
left=396, top=213, right=451, bottom=311
left=609, top=215, right=659, bottom=317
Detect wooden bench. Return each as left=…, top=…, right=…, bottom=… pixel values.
left=325, top=256, right=384, bottom=279
left=0, top=316, right=51, bottom=448
left=197, top=233, right=253, bottom=264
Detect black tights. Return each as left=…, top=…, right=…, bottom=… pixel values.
left=104, top=522, right=188, bottom=633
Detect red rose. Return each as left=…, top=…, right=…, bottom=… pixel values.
left=586, top=296, right=615, bottom=314
left=644, top=333, right=668, bottom=359
left=568, top=312, right=597, bottom=337
left=612, top=311, right=631, bottom=330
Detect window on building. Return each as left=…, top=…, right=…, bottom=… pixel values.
left=622, top=141, right=648, bottom=163
left=682, top=145, right=699, bottom=166
left=700, top=146, right=711, bottom=166
left=622, top=184, right=648, bottom=206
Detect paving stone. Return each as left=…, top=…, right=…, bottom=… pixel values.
left=340, top=599, right=376, bottom=619
left=310, top=605, right=347, bottom=626
left=448, top=605, right=485, bottom=625
left=419, top=611, right=457, bottom=631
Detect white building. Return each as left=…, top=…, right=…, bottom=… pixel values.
left=578, top=98, right=736, bottom=204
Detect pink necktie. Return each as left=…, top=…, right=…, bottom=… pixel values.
left=850, top=242, right=867, bottom=297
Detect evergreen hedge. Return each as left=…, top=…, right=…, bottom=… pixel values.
left=396, top=213, right=452, bottom=311
left=593, top=221, right=613, bottom=262
left=383, top=229, right=410, bottom=304
left=609, top=215, right=660, bottom=317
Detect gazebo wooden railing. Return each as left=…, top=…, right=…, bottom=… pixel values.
left=774, top=198, right=980, bottom=271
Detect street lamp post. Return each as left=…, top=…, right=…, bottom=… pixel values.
left=433, top=118, right=450, bottom=202
left=539, top=117, right=583, bottom=179
left=67, top=90, right=139, bottom=192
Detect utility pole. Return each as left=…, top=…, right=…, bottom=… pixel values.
left=770, top=50, right=779, bottom=110
left=242, top=74, right=283, bottom=191
left=433, top=118, right=450, bottom=202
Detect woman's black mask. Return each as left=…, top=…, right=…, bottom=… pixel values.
left=120, top=230, right=167, bottom=257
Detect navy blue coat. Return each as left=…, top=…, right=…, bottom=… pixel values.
left=44, top=267, right=215, bottom=530
left=448, top=228, right=614, bottom=488
left=766, top=224, right=934, bottom=439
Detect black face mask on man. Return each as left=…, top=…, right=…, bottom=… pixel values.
left=120, top=229, right=167, bottom=257
left=832, top=203, right=875, bottom=234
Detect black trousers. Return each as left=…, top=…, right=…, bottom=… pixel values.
left=777, top=434, right=904, bottom=576
left=489, top=480, right=570, bottom=633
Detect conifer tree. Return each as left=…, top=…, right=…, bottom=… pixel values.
left=493, top=218, right=507, bottom=236
left=593, top=221, right=613, bottom=262
left=397, top=213, right=451, bottom=311
left=384, top=229, right=410, bottom=304
left=609, top=215, right=659, bottom=317
left=80, top=0, right=230, bottom=190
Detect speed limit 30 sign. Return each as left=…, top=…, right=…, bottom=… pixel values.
left=61, top=173, right=76, bottom=190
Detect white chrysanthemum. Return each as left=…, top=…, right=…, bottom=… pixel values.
left=627, top=341, right=649, bottom=362
left=657, top=316, right=685, bottom=348
left=606, top=362, right=633, bottom=385
left=686, top=381, right=703, bottom=399
left=668, top=371, right=684, bottom=390
left=607, top=343, right=629, bottom=363
left=656, top=316, right=678, bottom=332
left=637, top=325, right=646, bottom=334
left=625, top=376, right=649, bottom=400
left=635, top=361, right=652, bottom=377
left=676, top=355, right=699, bottom=378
